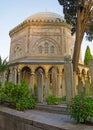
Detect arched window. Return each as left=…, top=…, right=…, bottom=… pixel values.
left=38, top=46, right=42, bottom=54
left=50, top=46, right=55, bottom=53
left=45, top=42, right=48, bottom=54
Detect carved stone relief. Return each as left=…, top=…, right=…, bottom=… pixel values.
left=31, top=39, right=58, bottom=56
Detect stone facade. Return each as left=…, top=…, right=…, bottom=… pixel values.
left=0, top=12, right=91, bottom=102
left=9, top=12, right=76, bottom=63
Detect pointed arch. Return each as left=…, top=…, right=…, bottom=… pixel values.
left=21, top=66, right=31, bottom=85
left=32, top=37, right=59, bottom=55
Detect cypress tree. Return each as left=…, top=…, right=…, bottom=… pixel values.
left=84, top=45, right=93, bottom=66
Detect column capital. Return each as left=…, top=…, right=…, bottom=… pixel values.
left=45, top=68, right=48, bottom=78
left=17, top=67, right=21, bottom=72
left=58, top=66, right=64, bottom=73
left=45, top=67, right=49, bottom=78
left=31, top=71, right=35, bottom=75
left=45, top=72, right=48, bottom=78
left=78, top=73, right=82, bottom=80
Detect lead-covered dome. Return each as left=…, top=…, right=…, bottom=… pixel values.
left=26, top=12, right=64, bottom=22
left=9, top=12, right=66, bottom=36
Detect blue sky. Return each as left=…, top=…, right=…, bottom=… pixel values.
left=0, top=0, right=93, bottom=60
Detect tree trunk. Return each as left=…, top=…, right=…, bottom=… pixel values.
left=72, top=0, right=93, bottom=72
left=72, top=5, right=84, bottom=72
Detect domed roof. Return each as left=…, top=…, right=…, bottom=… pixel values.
left=26, top=12, right=64, bottom=22
left=9, top=12, right=67, bottom=36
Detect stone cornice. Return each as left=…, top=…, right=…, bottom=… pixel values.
left=9, top=20, right=71, bottom=37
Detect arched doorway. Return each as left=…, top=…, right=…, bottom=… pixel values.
left=21, top=66, right=31, bottom=87
left=35, top=67, right=45, bottom=102
left=48, top=67, right=59, bottom=96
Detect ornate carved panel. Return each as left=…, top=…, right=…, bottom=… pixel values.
left=31, top=39, right=58, bottom=56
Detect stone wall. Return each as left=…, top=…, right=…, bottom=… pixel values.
left=0, top=106, right=63, bottom=130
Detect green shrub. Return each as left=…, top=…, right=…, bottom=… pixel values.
left=46, top=94, right=59, bottom=105
left=58, top=96, right=66, bottom=102
left=0, top=79, right=36, bottom=111
left=0, top=86, right=7, bottom=103
left=16, top=97, right=35, bottom=111
left=32, top=83, right=38, bottom=102
left=68, top=93, right=93, bottom=123
left=0, top=81, right=2, bottom=87
left=88, top=83, right=92, bottom=95
left=0, top=87, right=2, bottom=103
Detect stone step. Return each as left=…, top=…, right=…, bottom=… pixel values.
left=35, top=102, right=69, bottom=115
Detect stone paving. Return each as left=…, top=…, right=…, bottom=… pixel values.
left=25, top=109, right=93, bottom=130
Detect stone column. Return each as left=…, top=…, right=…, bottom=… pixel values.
left=9, top=68, right=13, bottom=82
left=73, top=72, right=79, bottom=95
left=85, top=76, right=90, bottom=95
left=45, top=71, right=49, bottom=98
left=14, top=68, right=17, bottom=84
left=52, top=67, right=58, bottom=96
left=89, top=60, right=93, bottom=96
left=4, top=71, right=8, bottom=83
left=64, top=55, right=74, bottom=103
left=58, top=69, right=62, bottom=97
left=2, top=71, right=6, bottom=85
left=78, top=75, right=84, bottom=93
left=18, top=69, right=21, bottom=84
left=30, top=71, right=35, bottom=94
left=62, top=75, right=66, bottom=97
left=37, top=70, right=43, bottom=103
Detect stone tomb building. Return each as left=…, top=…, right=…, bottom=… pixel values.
left=2, top=12, right=91, bottom=102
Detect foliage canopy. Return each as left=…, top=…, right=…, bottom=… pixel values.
left=0, top=56, right=8, bottom=72
left=84, top=45, right=93, bottom=66
left=58, top=0, right=93, bottom=71
left=58, top=0, right=93, bottom=40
